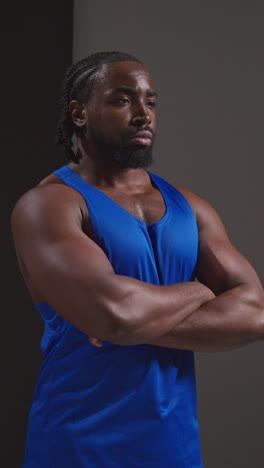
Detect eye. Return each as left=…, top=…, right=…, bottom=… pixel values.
left=117, top=97, right=131, bottom=104
left=147, top=101, right=156, bottom=108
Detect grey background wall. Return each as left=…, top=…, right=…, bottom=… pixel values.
left=73, top=1, right=264, bottom=467
left=2, top=2, right=73, bottom=467
left=4, top=2, right=263, bottom=467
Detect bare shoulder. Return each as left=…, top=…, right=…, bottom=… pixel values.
left=11, top=173, right=88, bottom=236
left=11, top=172, right=84, bottom=213
left=174, top=185, right=226, bottom=236
left=174, top=184, right=263, bottom=293
left=173, top=185, right=199, bottom=214
left=10, top=173, right=90, bottom=304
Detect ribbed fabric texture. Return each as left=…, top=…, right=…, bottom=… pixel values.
left=22, top=165, right=203, bottom=467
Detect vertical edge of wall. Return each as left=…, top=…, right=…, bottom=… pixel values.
left=2, top=2, right=73, bottom=467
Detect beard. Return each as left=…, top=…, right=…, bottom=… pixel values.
left=107, top=144, right=153, bottom=168
left=87, top=126, right=155, bottom=169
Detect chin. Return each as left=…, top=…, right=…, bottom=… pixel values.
left=110, top=144, right=153, bottom=168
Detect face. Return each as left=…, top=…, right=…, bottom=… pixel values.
left=80, top=61, right=158, bottom=168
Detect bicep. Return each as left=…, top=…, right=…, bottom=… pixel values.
left=11, top=187, right=120, bottom=339
left=196, top=230, right=261, bottom=295
left=177, top=186, right=262, bottom=295
left=195, top=198, right=262, bottom=295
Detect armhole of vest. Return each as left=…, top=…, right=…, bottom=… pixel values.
left=61, top=173, right=102, bottom=245
left=172, top=185, right=197, bottom=221
left=150, top=172, right=197, bottom=223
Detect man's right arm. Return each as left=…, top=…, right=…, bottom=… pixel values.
left=11, top=184, right=214, bottom=345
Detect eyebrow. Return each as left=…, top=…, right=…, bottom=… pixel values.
left=111, top=86, right=158, bottom=98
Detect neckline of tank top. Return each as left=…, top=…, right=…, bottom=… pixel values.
left=59, top=165, right=172, bottom=229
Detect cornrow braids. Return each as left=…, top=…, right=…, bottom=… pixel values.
left=56, top=51, right=142, bottom=164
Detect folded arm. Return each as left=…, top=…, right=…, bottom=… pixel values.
left=11, top=183, right=215, bottom=346
left=148, top=188, right=264, bottom=352
left=12, top=183, right=263, bottom=351
left=90, top=189, right=264, bottom=351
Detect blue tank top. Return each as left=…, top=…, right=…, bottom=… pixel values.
left=22, top=165, right=203, bottom=468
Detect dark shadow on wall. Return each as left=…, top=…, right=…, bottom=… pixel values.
left=1, top=2, right=73, bottom=467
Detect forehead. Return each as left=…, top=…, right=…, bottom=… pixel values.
left=94, top=61, right=155, bottom=93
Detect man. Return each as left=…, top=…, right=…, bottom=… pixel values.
left=11, top=51, right=263, bottom=467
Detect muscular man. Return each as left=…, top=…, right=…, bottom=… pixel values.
left=11, top=51, right=263, bottom=467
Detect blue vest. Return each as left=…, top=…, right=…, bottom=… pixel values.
left=22, top=165, right=203, bottom=467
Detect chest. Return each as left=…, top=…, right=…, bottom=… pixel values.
left=82, top=185, right=166, bottom=238
left=80, top=184, right=198, bottom=285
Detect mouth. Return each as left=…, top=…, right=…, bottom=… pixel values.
left=127, top=131, right=153, bottom=146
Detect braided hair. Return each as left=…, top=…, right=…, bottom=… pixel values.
left=56, top=51, right=142, bottom=164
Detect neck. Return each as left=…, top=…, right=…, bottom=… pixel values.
left=67, top=138, right=150, bottom=189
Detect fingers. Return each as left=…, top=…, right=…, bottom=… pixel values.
left=88, top=336, right=103, bottom=347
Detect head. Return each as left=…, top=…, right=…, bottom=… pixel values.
left=56, top=51, right=157, bottom=169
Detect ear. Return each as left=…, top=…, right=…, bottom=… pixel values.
left=69, top=100, right=87, bottom=129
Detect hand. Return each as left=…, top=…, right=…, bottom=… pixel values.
left=88, top=336, right=104, bottom=347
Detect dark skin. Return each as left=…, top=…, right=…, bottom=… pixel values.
left=11, top=61, right=264, bottom=351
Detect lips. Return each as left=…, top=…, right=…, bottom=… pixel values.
left=128, top=130, right=153, bottom=145
left=129, top=131, right=152, bottom=139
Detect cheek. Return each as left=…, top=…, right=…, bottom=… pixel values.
left=101, top=109, right=130, bottom=132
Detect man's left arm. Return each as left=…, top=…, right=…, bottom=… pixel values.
left=148, top=188, right=264, bottom=352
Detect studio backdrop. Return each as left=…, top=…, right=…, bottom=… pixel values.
left=73, top=2, right=264, bottom=467
left=4, top=1, right=263, bottom=467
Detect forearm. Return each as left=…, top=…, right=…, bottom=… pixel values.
left=148, top=284, right=264, bottom=352
left=110, top=278, right=214, bottom=345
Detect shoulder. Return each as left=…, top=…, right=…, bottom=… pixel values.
left=12, top=173, right=87, bottom=226
left=173, top=185, right=210, bottom=215
left=10, top=173, right=90, bottom=305
left=11, top=173, right=89, bottom=247
left=173, top=185, right=227, bottom=237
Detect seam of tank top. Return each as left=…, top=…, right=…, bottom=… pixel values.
left=61, top=165, right=172, bottom=229
left=38, top=314, right=74, bottom=363
left=31, top=325, right=73, bottom=411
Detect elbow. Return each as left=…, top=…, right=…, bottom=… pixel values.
left=107, top=314, right=139, bottom=346
left=230, top=283, right=264, bottom=343
left=104, top=287, right=146, bottom=346
left=254, top=290, right=264, bottom=340
left=246, top=286, right=264, bottom=340
left=106, top=302, right=142, bottom=346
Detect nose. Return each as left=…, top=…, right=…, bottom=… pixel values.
left=131, top=102, right=151, bottom=127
